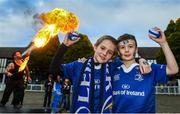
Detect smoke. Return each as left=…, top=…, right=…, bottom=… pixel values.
left=32, top=13, right=44, bottom=31
left=3, top=0, right=39, bottom=30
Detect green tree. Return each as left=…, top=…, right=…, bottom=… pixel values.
left=63, top=34, right=94, bottom=63
left=28, top=36, right=60, bottom=81
left=164, top=20, right=176, bottom=37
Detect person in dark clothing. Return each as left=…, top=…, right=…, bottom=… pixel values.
left=0, top=51, right=29, bottom=108
left=60, top=78, right=71, bottom=111
left=20, top=66, right=31, bottom=105
left=43, top=74, right=54, bottom=108
left=11, top=66, right=31, bottom=106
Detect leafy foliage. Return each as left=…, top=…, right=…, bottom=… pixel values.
left=63, top=34, right=93, bottom=63
left=28, top=36, right=60, bottom=80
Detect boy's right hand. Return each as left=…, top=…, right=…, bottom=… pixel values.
left=63, top=32, right=80, bottom=46
left=148, top=27, right=167, bottom=46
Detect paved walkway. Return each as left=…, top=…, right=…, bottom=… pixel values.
left=0, top=91, right=46, bottom=113
left=0, top=91, right=180, bottom=113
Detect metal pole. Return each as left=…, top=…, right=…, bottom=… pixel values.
left=1, top=58, right=7, bottom=90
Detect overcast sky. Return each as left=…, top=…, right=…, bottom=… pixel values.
left=0, top=0, right=179, bottom=47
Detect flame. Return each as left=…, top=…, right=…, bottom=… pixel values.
left=33, top=24, right=59, bottom=48
left=18, top=56, right=30, bottom=72
left=19, top=8, right=79, bottom=72
left=39, top=8, right=79, bottom=34
left=33, top=8, right=79, bottom=48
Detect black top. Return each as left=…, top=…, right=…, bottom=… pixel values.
left=62, top=83, right=71, bottom=95
left=44, top=79, right=54, bottom=92
left=49, top=43, right=68, bottom=76
left=9, top=61, right=24, bottom=80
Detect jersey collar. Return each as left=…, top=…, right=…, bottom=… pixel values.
left=121, top=63, right=139, bottom=73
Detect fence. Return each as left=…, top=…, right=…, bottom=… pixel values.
left=0, top=83, right=44, bottom=92
left=155, top=86, right=180, bottom=95
left=1, top=84, right=180, bottom=95
left=26, top=84, right=44, bottom=92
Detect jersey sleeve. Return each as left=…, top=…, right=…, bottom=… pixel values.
left=151, top=63, right=167, bottom=84
left=110, top=57, right=123, bottom=73
left=61, top=62, right=75, bottom=80
left=61, top=60, right=83, bottom=80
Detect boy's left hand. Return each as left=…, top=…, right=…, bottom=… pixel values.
left=148, top=27, right=167, bottom=46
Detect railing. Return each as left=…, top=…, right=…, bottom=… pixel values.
left=0, top=83, right=5, bottom=91
left=0, top=83, right=45, bottom=92
left=1, top=84, right=180, bottom=95
left=155, top=86, right=180, bottom=95
left=26, top=84, right=44, bottom=92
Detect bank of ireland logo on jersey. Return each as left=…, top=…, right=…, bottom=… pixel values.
left=135, top=73, right=144, bottom=81
left=122, top=84, right=130, bottom=89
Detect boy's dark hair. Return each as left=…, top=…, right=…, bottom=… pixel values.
left=117, top=34, right=137, bottom=47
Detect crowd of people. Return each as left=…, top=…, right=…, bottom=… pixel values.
left=43, top=74, right=71, bottom=113
left=0, top=27, right=179, bottom=113
left=0, top=51, right=71, bottom=113
left=0, top=51, right=71, bottom=112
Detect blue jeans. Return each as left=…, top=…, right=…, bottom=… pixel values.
left=51, top=92, right=62, bottom=113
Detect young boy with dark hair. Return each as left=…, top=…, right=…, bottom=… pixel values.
left=112, top=27, right=179, bottom=113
